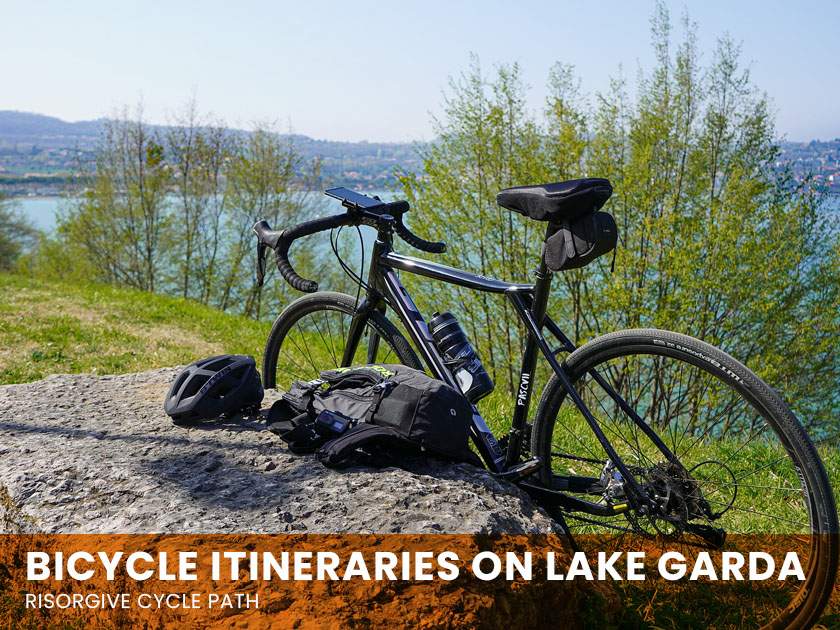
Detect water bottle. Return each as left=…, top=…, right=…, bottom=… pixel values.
left=429, top=311, right=494, bottom=402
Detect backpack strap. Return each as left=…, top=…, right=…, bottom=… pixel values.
left=316, top=424, right=404, bottom=468
left=267, top=400, right=327, bottom=454
left=282, top=379, right=321, bottom=411
left=364, top=381, right=395, bottom=423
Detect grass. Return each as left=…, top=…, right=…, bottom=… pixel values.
left=3, top=273, right=837, bottom=524
left=0, top=272, right=837, bottom=626
left=5, top=270, right=831, bottom=534
left=0, top=273, right=270, bottom=384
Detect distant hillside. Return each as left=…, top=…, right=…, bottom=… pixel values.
left=777, top=138, right=840, bottom=191
left=0, top=111, right=105, bottom=146
left=3, top=110, right=837, bottom=196
left=0, top=111, right=424, bottom=192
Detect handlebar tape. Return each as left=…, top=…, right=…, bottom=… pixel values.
left=275, top=252, right=318, bottom=293
left=255, top=207, right=445, bottom=293
left=274, top=214, right=351, bottom=293
left=394, top=218, right=446, bottom=254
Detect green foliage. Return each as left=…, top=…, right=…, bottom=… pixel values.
left=0, top=194, right=38, bottom=271
left=398, top=57, right=544, bottom=392
left=399, top=6, right=839, bottom=430
left=217, top=124, right=318, bottom=318
left=41, top=108, right=171, bottom=292
left=29, top=105, right=321, bottom=322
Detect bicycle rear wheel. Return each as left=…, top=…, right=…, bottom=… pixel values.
left=531, top=328, right=837, bottom=629
left=263, top=291, right=422, bottom=391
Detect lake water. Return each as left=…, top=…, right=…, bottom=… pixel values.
left=15, top=197, right=70, bottom=230
left=13, top=191, right=399, bottom=232
left=13, top=192, right=840, bottom=233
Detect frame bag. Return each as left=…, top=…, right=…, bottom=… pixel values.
left=544, top=211, right=618, bottom=271
left=267, top=365, right=481, bottom=468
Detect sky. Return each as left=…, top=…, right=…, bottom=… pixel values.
left=1, top=0, right=838, bottom=142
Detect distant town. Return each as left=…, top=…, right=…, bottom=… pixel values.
left=776, top=139, right=840, bottom=193
left=0, top=110, right=838, bottom=197
left=0, top=111, right=423, bottom=196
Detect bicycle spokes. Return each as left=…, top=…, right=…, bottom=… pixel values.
left=274, top=308, right=400, bottom=391
left=548, top=354, right=811, bottom=539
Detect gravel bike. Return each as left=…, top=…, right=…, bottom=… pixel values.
left=253, top=183, right=837, bottom=628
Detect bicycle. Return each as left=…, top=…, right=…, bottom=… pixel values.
left=253, top=183, right=837, bottom=628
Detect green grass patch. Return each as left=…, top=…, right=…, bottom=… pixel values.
left=0, top=273, right=270, bottom=384
left=3, top=271, right=837, bottom=534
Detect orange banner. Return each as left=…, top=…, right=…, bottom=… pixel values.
left=0, top=534, right=836, bottom=628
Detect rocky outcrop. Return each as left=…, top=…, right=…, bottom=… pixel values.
left=0, top=369, right=558, bottom=535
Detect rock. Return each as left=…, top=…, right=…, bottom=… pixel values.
left=0, top=368, right=560, bottom=535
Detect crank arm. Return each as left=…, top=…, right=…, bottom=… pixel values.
left=494, top=457, right=541, bottom=482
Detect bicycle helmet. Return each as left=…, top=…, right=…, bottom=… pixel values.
left=164, top=355, right=264, bottom=424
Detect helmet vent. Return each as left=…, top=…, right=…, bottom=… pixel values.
left=204, top=356, right=234, bottom=371
left=164, top=355, right=263, bottom=423
left=172, top=371, right=190, bottom=395
left=182, top=373, right=210, bottom=398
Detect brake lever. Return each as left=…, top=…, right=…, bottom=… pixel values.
left=256, top=242, right=267, bottom=287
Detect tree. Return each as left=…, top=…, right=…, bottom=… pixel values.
left=398, top=57, right=543, bottom=392
left=0, top=194, right=37, bottom=271
left=166, top=100, right=235, bottom=303
left=400, top=5, right=839, bottom=427
left=57, top=106, right=170, bottom=291
left=220, top=123, right=317, bottom=318
left=37, top=102, right=321, bottom=321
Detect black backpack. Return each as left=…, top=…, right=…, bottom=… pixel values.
left=267, top=365, right=481, bottom=468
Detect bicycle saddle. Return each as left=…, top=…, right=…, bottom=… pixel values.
left=496, top=178, right=613, bottom=221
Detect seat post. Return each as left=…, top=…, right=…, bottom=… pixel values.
left=530, top=224, right=554, bottom=326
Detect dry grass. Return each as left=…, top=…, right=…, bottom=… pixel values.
left=0, top=273, right=270, bottom=385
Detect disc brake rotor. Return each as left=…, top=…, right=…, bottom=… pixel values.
left=613, top=459, right=737, bottom=540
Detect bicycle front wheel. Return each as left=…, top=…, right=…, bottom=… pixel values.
left=531, top=328, right=837, bottom=629
left=262, top=291, right=422, bottom=391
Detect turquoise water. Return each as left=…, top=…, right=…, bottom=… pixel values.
left=14, top=196, right=69, bottom=231
left=14, top=192, right=839, bottom=233
left=14, top=190, right=398, bottom=232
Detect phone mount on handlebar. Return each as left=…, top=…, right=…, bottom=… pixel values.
left=324, top=187, right=411, bottom=219
left=324, top=187, right=442, bottom=254
left=325, top=187, right=386, bottom=211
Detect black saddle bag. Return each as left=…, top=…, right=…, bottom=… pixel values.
left=267, top=365, right=481, bottom=468
left=544, top=210, right=617, bottom=271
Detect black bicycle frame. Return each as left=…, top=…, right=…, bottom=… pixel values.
left=341, top=219, right=675, bottom=509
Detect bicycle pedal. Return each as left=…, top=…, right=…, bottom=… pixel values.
left=495, top=457, right=541, bottom=481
